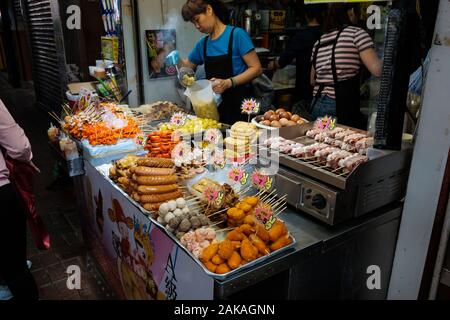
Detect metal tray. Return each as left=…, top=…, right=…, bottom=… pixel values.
left=195, top=230, right=297, bottom=281
left=251, top=115, right=309, bottom=131
left=99, top=166, right=296, bottom=281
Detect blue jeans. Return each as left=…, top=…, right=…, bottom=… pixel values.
left=310, top=95, right=336, bottom=121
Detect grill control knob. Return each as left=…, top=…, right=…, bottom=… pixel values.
left=312, top=194, right=327, bottom=210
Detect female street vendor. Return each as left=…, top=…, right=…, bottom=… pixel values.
left=310, top=3, right=382, bottom=129
left=180, top=0, right=263, bottom=124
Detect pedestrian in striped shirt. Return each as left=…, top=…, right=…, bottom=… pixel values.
left=310, top=4, right=382, bottom=129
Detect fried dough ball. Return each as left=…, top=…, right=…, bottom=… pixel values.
left=244, top=197, right=259, bottom=206
left=227, top=251, right=242, bottom=270
left=231, top=209, right=245, bottom=221
left=226, top=229, right=245, bottom=241
left=268, top=220, right=288, bottom=242
left=204, top=260, right=217, bottom=273
left=211, top=254, right=225, bottom=265
left=240, top=203, right=253, bottom=213
left=218, top=240, right=234, bottom=260
left=270, top=234, right=292, bottom=251
left=249, top=234, right=269, bottom=255
left=216, top=263, right=231, bottom=274
left=243, top=215, right=256, bottom=226
left=231, top=241, right=241, bottom=249
left=240, top=239, right=258, bottom=262
left=200, top=243, right=219, bottom=262
left=239, top=224, right=255, bottom=236
left=255, top=223, right=270, bottom=242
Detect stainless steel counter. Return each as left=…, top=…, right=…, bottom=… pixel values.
left=214, top=202, right=402, bottom=299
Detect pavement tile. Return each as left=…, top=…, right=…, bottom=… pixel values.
left=37, top=251, right=60, bottom=266
left=1, top=78, right=112, bottom=300
left=47, top=263, right=68, bottom=283
left=31, top=269, right=52, bottom=287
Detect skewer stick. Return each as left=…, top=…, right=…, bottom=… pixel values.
left=269, top=195, right=287, bottom=207
left=331, top=167, right=344, bottom=173
left=209, top=220, right=225, bottom=228
left=274, top=206, right=287, bottom=217
left=207, top=206, right=230, bottom=217
left=237, top=186, right=251, bottom=196
left=48, top=112, right=62, bottom=123
left=254, top=189, right=266, bottom=198
left=215, top=226, right=235, bottom=233
left=260, top=188, right=276, bottom=202
left=272, top=200, right=287, bottom=211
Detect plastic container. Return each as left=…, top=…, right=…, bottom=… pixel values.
left=66, top=90, right=79, bottom=109
left=184, top=80, right=220, bottom=121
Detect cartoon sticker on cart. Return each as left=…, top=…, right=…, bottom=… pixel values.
left=109, top=198, right=166, bottom=300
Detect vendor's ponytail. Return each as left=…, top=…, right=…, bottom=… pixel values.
left=182, top=0, right=229, bottom=24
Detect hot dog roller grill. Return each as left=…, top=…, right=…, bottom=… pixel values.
left=259, top=123, right=413, bottom=225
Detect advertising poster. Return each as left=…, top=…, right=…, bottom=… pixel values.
left=146, top=29, right=177, bottom=79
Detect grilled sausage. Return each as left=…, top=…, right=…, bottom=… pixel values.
left=133, top=166, right=175, bottom=176
left=138, top=189, right=182, bottom=203
left=143, top=202, right=164, bottom=212
left=133, top=174, right=178, bottom=186
left=137, top=184, right=179, bottom=195
left=137, top=157, right=174, bottom=167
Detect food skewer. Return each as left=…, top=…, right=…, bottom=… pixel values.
left=215, top=226, right=235, bottom=233
left=272, top=199, right=287, bottom=211
left=260, top=188, right=277, bottom=202
left=274, top=206, right=287, bottom=217
left=268, top=195, right=287, bottom=208
left=207, top=206, right=230, bottom=217
left=209, top=222, right=225, bottom=229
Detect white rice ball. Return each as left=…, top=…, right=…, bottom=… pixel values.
left=176, top=198, right=186, bottom=209
left=182, top=207, right=190, bottom=214
left=164, top=212, right=175, bottom=224
left=168, top=200, right=177, bottom=212
left=173, top=208, right=183, bottom=217
left=157, top=216, right=165, bottom=225
left=159, top=203, right=169, bottom=216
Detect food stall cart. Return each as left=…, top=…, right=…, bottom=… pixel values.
left=70, top=157, right=405, bottom=300
left=59, top=108, right=411, bottom=300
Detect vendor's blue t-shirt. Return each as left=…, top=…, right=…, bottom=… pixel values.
left=188, top=26, right=254, bottom=77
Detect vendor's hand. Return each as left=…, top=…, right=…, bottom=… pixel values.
left=211, top=78, right=232, bottom=94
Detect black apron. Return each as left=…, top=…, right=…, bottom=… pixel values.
left=204, top=27, right=252, bottom=125
left=311, top=26, right=364, bottom=129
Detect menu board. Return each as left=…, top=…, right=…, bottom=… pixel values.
left=269, top=10, right=286, bottom=32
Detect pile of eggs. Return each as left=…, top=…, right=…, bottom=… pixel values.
left=259, top=108, right=306, bottom=128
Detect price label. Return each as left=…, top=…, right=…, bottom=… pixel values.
left=255, top=205, right=276, bottom=230
left=203, top=187, right=224, bottom=207
left=251, top=170, right=273, bottom=191
left=228, top=167, right=248, bottom=186
left=315, top=115, right=336, bottom=131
